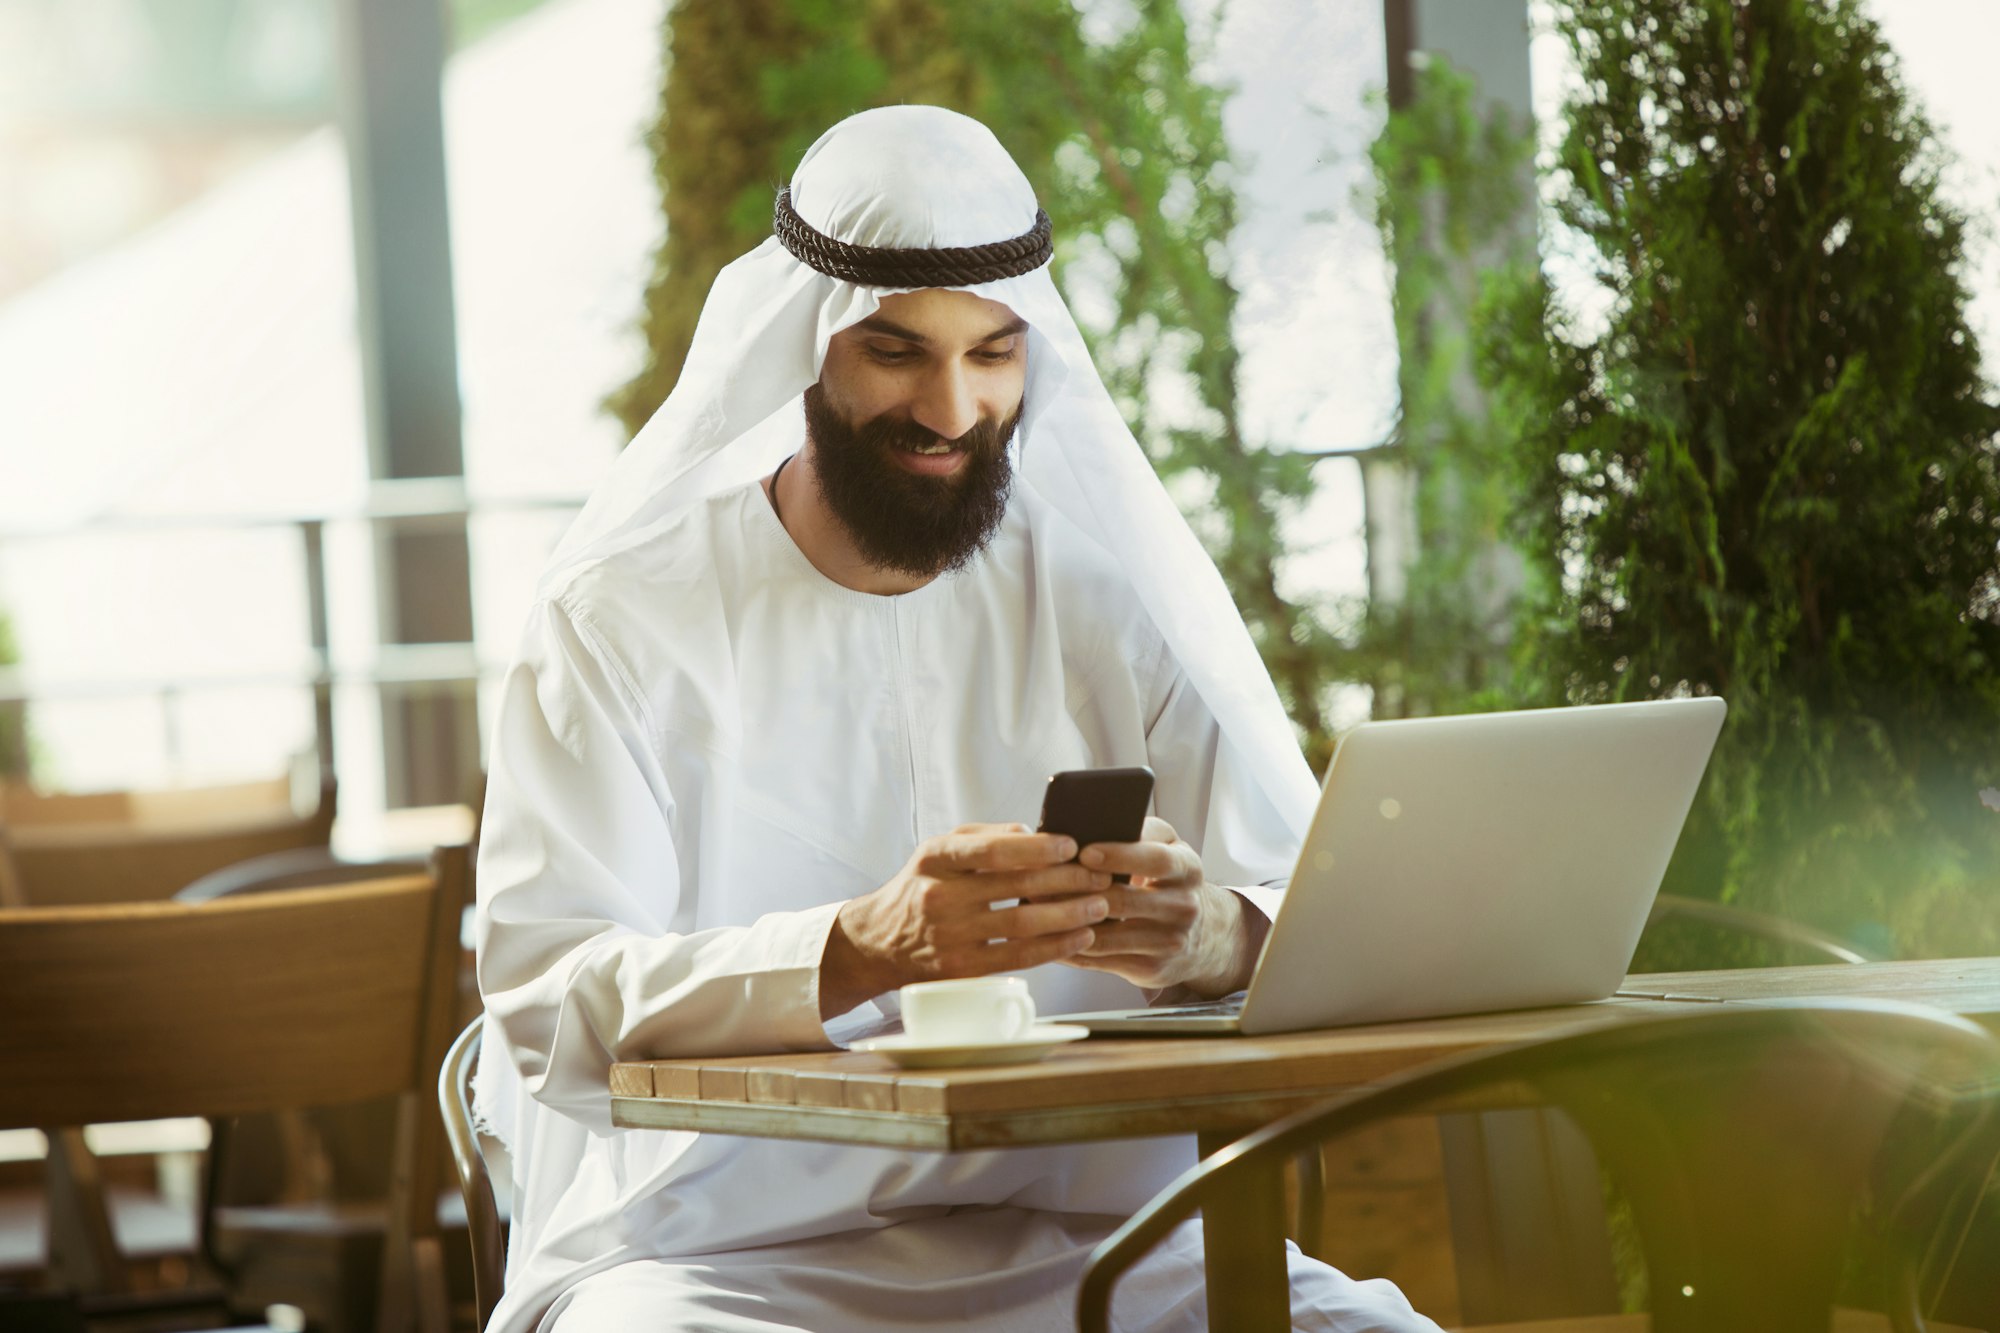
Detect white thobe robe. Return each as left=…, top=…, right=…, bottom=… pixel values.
left=476, top=479, right=1438, bottom=1332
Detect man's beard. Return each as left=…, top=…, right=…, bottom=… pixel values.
left=802, top=383, right=1020, bottom=580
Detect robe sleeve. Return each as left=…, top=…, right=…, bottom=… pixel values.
left=475, top=598, right=842, bottom=1136
left=1142, top=651, right=1296, bottom=931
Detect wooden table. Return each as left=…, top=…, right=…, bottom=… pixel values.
left=610, top=960, right=2000, bottom=1326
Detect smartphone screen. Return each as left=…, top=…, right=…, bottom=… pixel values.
left=1037, top=767, right=1155, bottom=885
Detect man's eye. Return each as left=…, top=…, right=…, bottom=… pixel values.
left=866, top=346, right=917, bottom=365
left=973, top=345, right=1020, bottom=365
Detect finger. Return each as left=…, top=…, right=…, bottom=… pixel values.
left=917, top=830, right=1076, bottom=876
left=1095, top=886, right=1200, bottom=924
left=1077, top=839, right=1192, bottom=883
left=1141, top=816, right=1178, bottom=844
left=945, top=894, right=1109, bottom=944
left=1001, top=864, right=1117, bottom=898
left=937, top=865, right=1110, bottom=907
left=1061, top=953, right=1172, bottom=985
left=1072, top=944, right=1168, bottom=964
left=959, top=926, right=1096, bottom=974
left=915, top=872, right=1110, bottom=935
left=1074, top=919, right=1182, bottom=956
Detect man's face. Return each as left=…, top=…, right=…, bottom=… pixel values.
left=805, top=289, right=1028, bottom=579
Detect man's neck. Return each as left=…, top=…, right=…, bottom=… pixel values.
left=767, top=448, right=937, bottom=597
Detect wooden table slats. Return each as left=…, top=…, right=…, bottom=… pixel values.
left=610, top=961, right=2000, bottom=1151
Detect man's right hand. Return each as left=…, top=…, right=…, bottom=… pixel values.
left=818, top=823, right=1111, bottom=1020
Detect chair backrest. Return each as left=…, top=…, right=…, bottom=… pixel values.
left=0, top=775, right=300, bottom=827
left=1638, top=891, right=1879, bottom=969
left=0, top=844, right=471, bottom=1333
left=1077, top=1000, right=2000, bottom=1333
left=0, top=775, right=338, bottom=908
left=439, top=1020, right=504, bottom=1332
left=175, top=845, right=428, bottom=904
left=0, top=866, right=454, bottom=1128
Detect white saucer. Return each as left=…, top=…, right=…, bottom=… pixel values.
left=853, top=1024, right=1091, bottom=1069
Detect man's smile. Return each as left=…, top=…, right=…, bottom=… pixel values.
left=891, top=437, right=971, bottom=476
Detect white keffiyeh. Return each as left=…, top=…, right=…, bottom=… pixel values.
left=542, top=105, right=1315, bottom=834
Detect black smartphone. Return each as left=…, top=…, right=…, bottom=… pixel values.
left=1037, top=766, right=1155, bottom=884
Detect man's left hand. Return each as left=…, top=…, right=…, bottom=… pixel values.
left=1060, top=817, right=1267, bottom=997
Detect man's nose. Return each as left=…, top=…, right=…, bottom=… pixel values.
left=909, top=363, right=980, bottom=442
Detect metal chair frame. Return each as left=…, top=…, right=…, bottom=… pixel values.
left=439, top=1020, right=505, bottom=1332
left=1289, top=896, right=1878, bottom=1266
left=1645, top=891, right=1880, bottom=966
left=1078, top=999, right=2000, bottom=1333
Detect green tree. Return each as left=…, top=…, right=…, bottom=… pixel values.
left=1352, top=63, right=1539, bottom=720
left=611, top=0, right=1342, bottom=763
left=1483, top=0, right=2000, bottom=954
left=606, top=0, right=979, bottom=436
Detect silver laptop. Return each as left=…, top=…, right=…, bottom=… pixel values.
left=1053, top=696, right=1727, bottom=1035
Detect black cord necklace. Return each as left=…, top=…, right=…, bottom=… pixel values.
left=768, top=453, right=794, bottom=526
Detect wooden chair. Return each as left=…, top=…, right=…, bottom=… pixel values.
left=1078, top=1000, right=2000, bottom=1333
left=0, top=843, right=431, bottom=1320
left=0, top=775, right=338, bottom=909
left=178, top=849, right=440, bottom=1333
left=0, top=846, right=470, bottom=1333
left=438, top=1021, right=505, bottom=1332
left=0, top=773, right=345, bottom=1303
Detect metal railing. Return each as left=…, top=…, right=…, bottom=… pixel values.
left=0, top=477, right=587, bottom=777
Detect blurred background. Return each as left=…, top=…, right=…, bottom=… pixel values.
left=0, top=0, right=1995, bottom=950
left=3, top=2, right=1999, bottom=1327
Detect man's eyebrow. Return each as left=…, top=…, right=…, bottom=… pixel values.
left=977, top=316, right=1029, bottom=344
left=852, top=314, right=1029, bottom=345
left=854, top=315, right=931, bottom=344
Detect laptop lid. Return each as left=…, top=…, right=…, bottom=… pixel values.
left=1235, top=696, right=1726, bottom=1035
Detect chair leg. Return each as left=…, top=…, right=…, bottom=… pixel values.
left=376, top=1091, right=456, bottom=1333
left=413, top=1235, right=452, bottom=1333
left=43, top=1129, right=128, bottom=1297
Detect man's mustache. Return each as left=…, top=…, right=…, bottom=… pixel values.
left=857, top=409, right=1019, bottom=457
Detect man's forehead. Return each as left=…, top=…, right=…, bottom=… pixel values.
left=848, top=290, right=1028, bottom=345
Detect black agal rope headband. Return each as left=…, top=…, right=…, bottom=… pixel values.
left=774, top=186, right=1053, bottom=287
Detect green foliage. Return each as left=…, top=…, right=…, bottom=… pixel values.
left=1352, top=64, right=1539, bottom=720
left=0, top=610, right=25, bottom=779
left=1481, top=0, right=2000, bottom=954
left=607, top=0, right=979, bottom=435
left=611, top=0, right=1341, bottom=762
left=448, top=0, right=554, bottom=50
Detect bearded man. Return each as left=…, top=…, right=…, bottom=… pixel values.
left=475, top=106, right=1439, bottom=1332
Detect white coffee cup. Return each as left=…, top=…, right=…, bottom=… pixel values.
left=900, top=976, right=1036, bottom=1045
